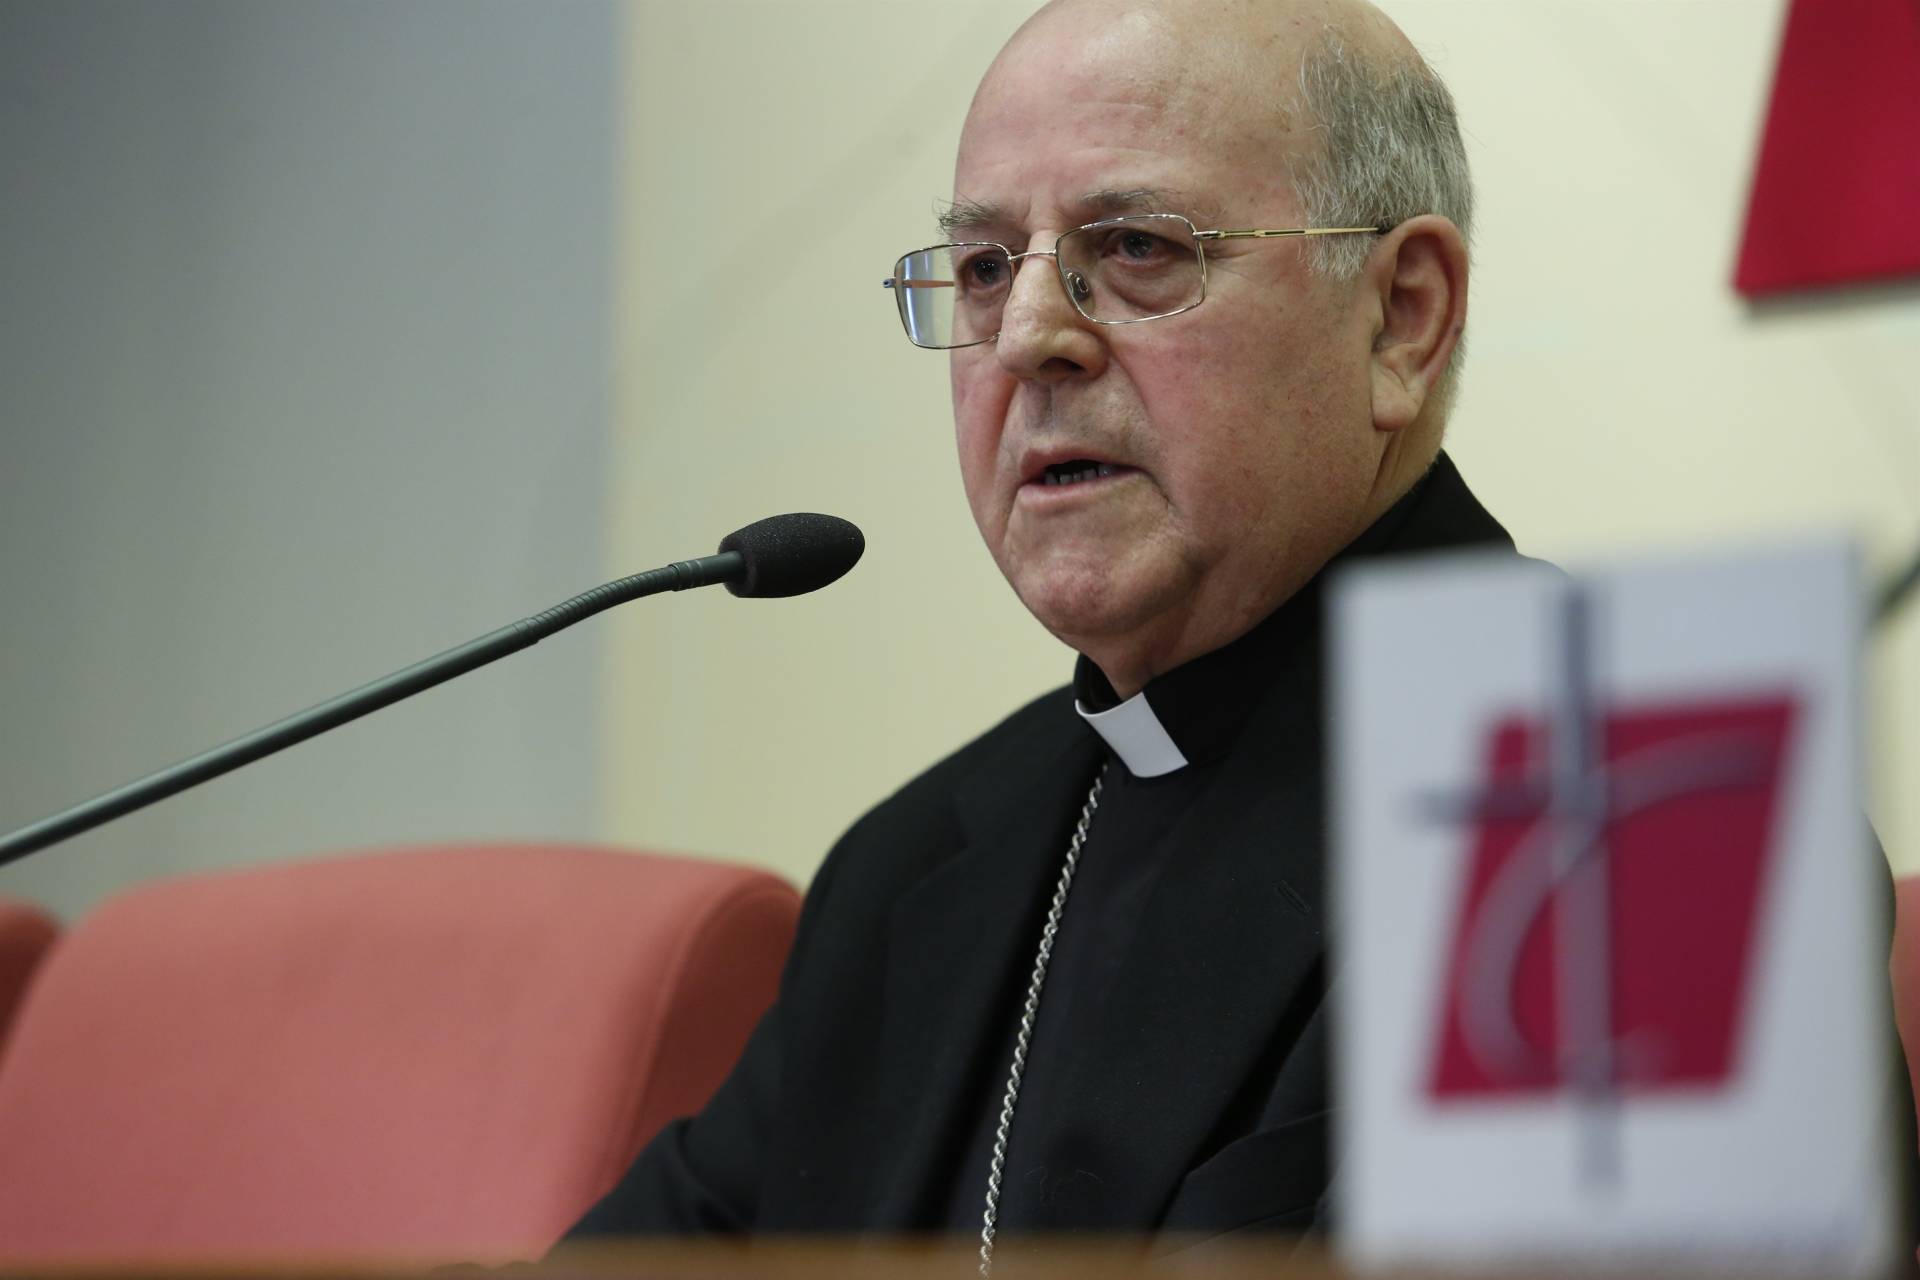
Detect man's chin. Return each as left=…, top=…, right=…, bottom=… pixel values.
left=1010, top=567, right=1178, bottom=658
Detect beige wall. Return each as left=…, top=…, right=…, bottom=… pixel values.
left=605, top=0, right=1920, bottom=889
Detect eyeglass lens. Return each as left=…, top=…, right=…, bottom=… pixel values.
left=891, top=215, right=1205, bottom=349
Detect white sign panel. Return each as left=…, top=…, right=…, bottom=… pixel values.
left=1330, top=540, right=1895, bottom=1274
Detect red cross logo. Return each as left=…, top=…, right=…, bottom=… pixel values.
left=1419, top=591, right=1799, bottom=1183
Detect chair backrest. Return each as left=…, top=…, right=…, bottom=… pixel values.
left=0, top=898, right=59, bottom=1065
left=1893, top=875, right=1920, bottom=1114
left=0, top=844, right=798, bottom=1265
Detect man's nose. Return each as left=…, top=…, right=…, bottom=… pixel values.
left=994, top=250, right=1107, bottom=382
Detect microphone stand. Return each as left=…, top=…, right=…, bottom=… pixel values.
left=0, top=552, right=743, bottom=870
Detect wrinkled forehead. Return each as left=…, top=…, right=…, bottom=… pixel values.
left=954, top=1, right=1310, bottom=230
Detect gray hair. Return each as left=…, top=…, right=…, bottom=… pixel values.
left=1288, top=30, right=1473, bottom=417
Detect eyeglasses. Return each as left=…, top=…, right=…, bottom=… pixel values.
left=882, top=212, right=1382, bottom=350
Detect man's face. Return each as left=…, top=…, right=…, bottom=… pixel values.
left=950, top=3, right=1384, bottom=689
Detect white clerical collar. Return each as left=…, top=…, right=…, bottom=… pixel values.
left=1074, top=691, right=1190, bottom=778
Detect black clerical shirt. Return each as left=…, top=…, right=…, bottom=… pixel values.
left=941, top=475, right=1434, bottom=1235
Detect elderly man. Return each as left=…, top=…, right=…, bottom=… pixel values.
left=571, top=0, right=1498, bottom=1254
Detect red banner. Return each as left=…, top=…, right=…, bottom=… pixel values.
left=1735, top=0, right=1920, bottom=296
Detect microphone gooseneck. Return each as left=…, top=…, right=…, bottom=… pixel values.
left=0, top=513, right=865, bottom=868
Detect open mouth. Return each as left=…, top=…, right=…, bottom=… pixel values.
left=1040, top=460, right=1120, bottom=487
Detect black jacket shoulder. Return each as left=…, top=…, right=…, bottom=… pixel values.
left=796, top=683, right=1080, bottom=933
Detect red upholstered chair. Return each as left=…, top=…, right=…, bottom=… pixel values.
left=0, top=898, right=59, bottom=1064
left=1893, top=875, right=1920, bottom=1115
left=0, top=844, right=798, bottom=1266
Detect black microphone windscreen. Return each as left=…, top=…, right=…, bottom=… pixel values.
left=717, top=513, right=865, bottom=599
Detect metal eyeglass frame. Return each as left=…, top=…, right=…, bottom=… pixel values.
left=881, top=211, right=1384, bottom=349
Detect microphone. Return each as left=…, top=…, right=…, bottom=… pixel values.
left=720, top=512, right=864, bottom=599
left=0, top=513, right=864, bottom=868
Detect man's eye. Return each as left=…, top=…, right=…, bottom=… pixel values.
left=1119, top=231, right=1164, bottom=259
left=957, top=253, right=1008, bottom=291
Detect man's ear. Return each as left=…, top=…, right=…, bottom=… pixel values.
left=1364, top=215, right=1468, bottom=434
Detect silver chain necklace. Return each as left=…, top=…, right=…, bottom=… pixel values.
left=978, top=766, right=1106, bottom=1277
